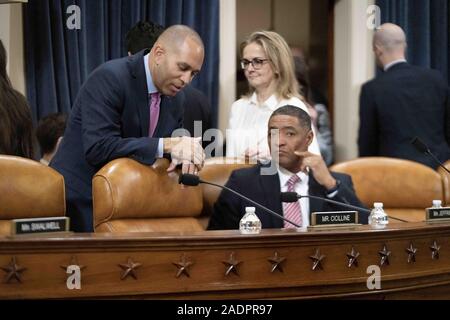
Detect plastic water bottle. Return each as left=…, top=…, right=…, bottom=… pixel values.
left=239, top=207, right=262, bottom=235
left=369, top=202, right=389, bottom=229
left=432, top=200, right=443, bottom=208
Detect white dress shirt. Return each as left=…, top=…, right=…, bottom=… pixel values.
left=278, top=167, right=310, bottom=227
left=384, top=59, right=407, bottom=71
left=144, top=53, right=164, bottom=157
left=226, top=93, right=321, bottom=158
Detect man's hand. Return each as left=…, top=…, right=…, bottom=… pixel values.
left=164, top=136, right=205, bottom=174
left=294, top=151, right=336, bottom=190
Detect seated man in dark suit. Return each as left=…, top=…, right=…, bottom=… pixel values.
left=51, top=25, right=206, bottom=232
left=126, top=21, right=212, bottom=145
left=208, top=105, right=367, bottom=230
left=358, top=23, right=450, bottom=169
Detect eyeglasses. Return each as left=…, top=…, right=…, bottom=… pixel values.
left=240, top=58, right=270, bottom=70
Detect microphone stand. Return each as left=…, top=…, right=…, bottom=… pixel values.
left=296, top=194, right=409, bottom=223
left=202, top=180, right=301, bottom=228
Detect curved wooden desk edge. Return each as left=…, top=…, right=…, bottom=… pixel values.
left=1, top=222, right=450, bottom=299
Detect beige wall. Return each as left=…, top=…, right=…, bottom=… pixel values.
left=0, top=3, right=26, bottom=95
left=236, top=0, right=310, bottom=52
left=273, top=0, right=310, bottom=51
left=333, top=0, right=375, bottom=162
left=219, top=0, right=237, bottom=133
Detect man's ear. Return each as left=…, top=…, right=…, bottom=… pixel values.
left=152, top=43, right=165, bottom=62
left=306, top=130, right=314, bottom=147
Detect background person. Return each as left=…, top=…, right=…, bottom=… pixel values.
left=51, top=25, right=206, bottom=232
left=226, top=31, right=320, bottom=163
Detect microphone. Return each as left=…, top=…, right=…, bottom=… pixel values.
left=179, top=174, right=301, bottom=228
left=411, top=137, right=450, bottom=174
left=280, top=192, right=409, bottom=223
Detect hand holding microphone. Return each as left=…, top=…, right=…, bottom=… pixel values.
left=165, top=136, right=205, bottom=175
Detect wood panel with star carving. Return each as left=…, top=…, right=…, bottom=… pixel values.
left=2, top=222, right=450, bottom=299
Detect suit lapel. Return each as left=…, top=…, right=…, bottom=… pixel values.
left=308, top=173, right=325, bottom=219
left=128, top=49, right=151, bottom=137
left=259, top=165, right=284, bottom=228
left=153, top=96, right=169, bottom=137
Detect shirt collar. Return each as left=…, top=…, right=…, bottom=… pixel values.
left=384, top=59, right=407, bottom=72
left=278, top=166, right=309, bottom=187
left=144, top=53, right=158, bottom=94
left=249, top=93, right=279, bottom=111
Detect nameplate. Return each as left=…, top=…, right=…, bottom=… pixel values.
left=310, top=211, right=359, bottom=228
left=11, top=217, right=70, bottom=235
left=426, top=207, right=450, bottom=222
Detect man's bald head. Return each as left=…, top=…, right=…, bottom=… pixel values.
left=149, top=25, right=205, bottom=96
left=374, top=23, right=407, bottom=53
left=373, top=23, right=407, bottom=68
left=157, top=25, right=204, bottom=54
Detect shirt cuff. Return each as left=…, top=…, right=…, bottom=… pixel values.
left=326, top=190, right=338, bottom=198
left=156, top=138, right=164, bottom=158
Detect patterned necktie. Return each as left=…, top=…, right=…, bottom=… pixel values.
left=283, top=175, right=302, bottom=228
left=149, top=92, right=161, bottom=137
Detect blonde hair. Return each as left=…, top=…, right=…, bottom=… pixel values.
left=240, top=31, right=301, bottom=100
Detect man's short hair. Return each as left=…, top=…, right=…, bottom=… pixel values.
left=36, top=113, right=67, bottom=154
left=125, top=21, right=165, bottom=55
left=269, top=105, right=312, bottom=131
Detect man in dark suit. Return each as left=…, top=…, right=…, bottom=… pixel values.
left=358, top=23, right=450, bottom=169
left=51, top=25, right=206, bottom=232
left=208, top=106, right=367, bottom=230
left=126, top=21, right=212, bottom=146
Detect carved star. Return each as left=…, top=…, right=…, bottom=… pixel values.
left=430, top=241, right=441, bottom=260
left=118, top=257, right=142, bottom=280
left=268, top=252, right=286, bottom=273
left=406, top=243, right=418, bottom=263
left=1, top=256, right=27, bottom=283
left=309, top=249, right=325, bottom=271
left=222, top=252, right=242, bottom=276
left=172, top=254, right=194, bottom=278
left=60, top=256, right=86, bottom=272
left=346, top=247, right=360, bottom=268
left=378, top=244, right=391, bottom=266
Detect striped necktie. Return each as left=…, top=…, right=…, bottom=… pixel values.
left=283, top=175, right=302, bottom=228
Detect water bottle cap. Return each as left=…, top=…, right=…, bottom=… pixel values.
left=374, top=202, right=383, bottom=208
left=433, top=200, right=442, bottom=206
left=245, top=207, right=256, bottom=213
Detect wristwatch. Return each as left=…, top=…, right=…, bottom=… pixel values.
left=326, top=179, right=341, bottom=195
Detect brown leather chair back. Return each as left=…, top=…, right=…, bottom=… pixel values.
left=439, top=160, right=450, bottom=206
left=92, top=158, right=203, bottom=233
left=199, top=157, right=252, bottom=217
left=0, top=155, right=66, bottom=235
left=330, top=157, right=444, bottom=222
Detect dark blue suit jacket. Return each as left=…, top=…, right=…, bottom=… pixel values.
left=51, top=49, right=185, bottom=232
left=358, top=62, right=450, bottom=169
left=207, top=164, right=368, bottom=230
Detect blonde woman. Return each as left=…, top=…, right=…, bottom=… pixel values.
left=226, top=31, right=320, bottom=161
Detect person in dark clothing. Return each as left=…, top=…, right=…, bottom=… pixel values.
left=358, top=23, right=450, bottom=169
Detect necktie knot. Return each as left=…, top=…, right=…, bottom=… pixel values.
left=150, top=92, right=161, bottom=105
left=148, top=92, right=161, bottom=137
left=287, top=175, right=301, bottom=188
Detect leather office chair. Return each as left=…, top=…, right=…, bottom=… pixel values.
left=92, top=157, right=251, bottom=233
left=438, top=160, right=450, bottom=206
left=330, top=157, right=445, bottom=222
left=199, top=157, right=251, bottom=227
left=92, top=158, right=203, bottom=233
left=0, top=155, right=66, bottom=236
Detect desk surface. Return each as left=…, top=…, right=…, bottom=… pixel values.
left=1, top=222, right=450, bottom=299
